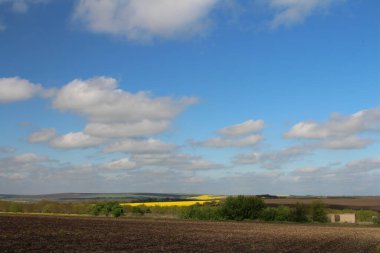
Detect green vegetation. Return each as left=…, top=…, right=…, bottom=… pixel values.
left=259, top=206, right=290, bottom=222
left=289, top=203, right=309, bottom=222
left=310, top=201, right=328, bottom=223
left=180, top=204, right=223, bottom=220
left=373, top=215, right=380, bottom=225
left=220, top=195, right=266, bottom=221
left=91, top=202, right=124, bottom=217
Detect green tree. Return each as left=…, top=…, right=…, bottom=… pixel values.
left=259, top=207, right=277, bottom=221
left=289, top=203, right=309, bottom=222
left=259, top=206, right=291, bottom=222
left=274, top=206, right=291, bottom=221
left=220, top=195, right=266, bottom=221
left=90, top=202, right=124, bottom=217
left=310, top=201, right=327, bottom=223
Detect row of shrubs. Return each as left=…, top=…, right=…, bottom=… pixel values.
left=180, top=196, right=330, bottom=223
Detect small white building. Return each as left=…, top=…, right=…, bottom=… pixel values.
left=327, top=213, right=356, bottom=223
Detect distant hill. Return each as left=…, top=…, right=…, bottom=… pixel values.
left=0, top=193, right=194, bottom=202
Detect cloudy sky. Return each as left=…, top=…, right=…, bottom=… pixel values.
left=0, top=0, right=379, bottom=195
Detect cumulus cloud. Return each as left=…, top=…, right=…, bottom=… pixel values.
left=84, top=120, right=170, bottom=138
left=344, top=157, right=380, bottom=174
left=28, top=128, right=56, bottom=143
left=194, top=119, right=264, bottom=148
left=73, top=0, right=218, bottom=41
left=131, top=153, right=223, bottom=171
left=53, top=76, right=196, bottom=124
left=218, top=119, right=264, bottom=137
left=318, top=136, right=374, bottom=150
left=234, top=145, right=311, bottom=169
left=49, top=132, right=105, bottom=149
left=285, top=106, right=380, bottom=150
left=103, top=138, right=176, bottom=154
left=0, top=152, right=49, bottom=181
left=49, top=76, right=197, bottom=149
left=101, top=157, right=137, bottom=170
left=267, top=0, right=343, bottom=28
left=198, top=134, right=262, bottom=148
left=0, top=77, right=43, bottom=103
left=11, top=152, right=48, bottom=163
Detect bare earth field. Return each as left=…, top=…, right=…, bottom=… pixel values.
left=264, top=197, right=380, bottom=211
left=1, top=214, right=380, bottom=253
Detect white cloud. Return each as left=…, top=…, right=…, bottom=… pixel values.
left=268, top=0, right=342, bottom=28
left=53, top=77, right=196, bottom=123
left=50, top=77, right=196, bottom=149
left=319, top=136, right=374, bottom=150
left=49, top=132, right=105, bottom=149
left=84, top=120, right=170, bottom=138
left=234, top=145, right=310, bottom=169
left=12, top=152, right=48, bottom=163
left=194, top=119, right=264, bottom=148
left=131, top=153, right=223, bottom=171
left=198, top=134, right=262, bottom=148
left=218, top=119, right=264, bottom=137
left=285, top=106, right=380, bottom=150
left=101, top=157, right=137, bottom=170
left=345, top=157, right=380, bottom=174
left=103, top=138, right=176, bottom=154
left=28, top=128, right=56, bottom=143
left=0, top=77, right=43, bottom=103
left=73, top=0, right=219, bottom=41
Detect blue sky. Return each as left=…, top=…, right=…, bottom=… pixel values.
left=0, top=0, right=379, bottom=195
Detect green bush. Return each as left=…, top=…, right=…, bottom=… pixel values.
left=289, top=203, right=309, bottom=223
left=220, top=195, right=266, bottom=221
left=275, top=206, right=291, bottom=221
left=132, top=206, right=147, bottom=216
left=356, top=209, right=378, bottom=222
left=259, top=206, right=291, bottom=222
left=259, top=207, right=277, bottom=221
left=373, top=215, right=380, bottom=225
left=310, top=201, right=327, bottom=223
left=180, top=205, right=222, bottom=220
left=90, top=202, right=124, bottom=217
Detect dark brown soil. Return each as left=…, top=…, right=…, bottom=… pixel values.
left=0, top=214, right=379, bottom=253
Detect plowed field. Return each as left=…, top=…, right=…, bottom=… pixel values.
left=0, top=214, right=379, bottom=253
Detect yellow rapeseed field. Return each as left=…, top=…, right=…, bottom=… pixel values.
left=121, top=195, right=225, bottom=207
left=121, top=200, right=213, bottom=207
left=187, top=194, right=225, bottom=200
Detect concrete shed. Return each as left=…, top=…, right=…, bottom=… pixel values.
left=327, top=213, right=356, bottom=224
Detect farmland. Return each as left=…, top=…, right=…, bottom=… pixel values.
left=0, top=214, right=379, bottom=253
left=264, top=197, right=380, bottom=211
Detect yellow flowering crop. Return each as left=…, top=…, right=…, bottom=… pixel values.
left=121, top=200, right=217, bottom=207
left=187, top=194, right=226, bottom=201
